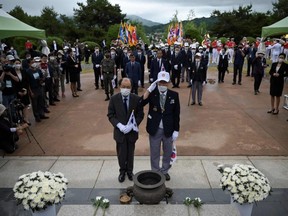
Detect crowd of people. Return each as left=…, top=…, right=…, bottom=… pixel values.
left=0, top=37, right=287, bottom=182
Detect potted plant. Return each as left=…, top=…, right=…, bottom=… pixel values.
left=13, top=171, right=68, bottom=216
left=218, top=164, right=272, bottom=216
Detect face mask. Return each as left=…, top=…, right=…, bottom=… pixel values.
left=195, top=59, right=200, bottom=62
left=50, top=57, right=55, bottom=61
left=26, top=56, right=31, bottom=60
left=58, top=55, right=62, bottom=58
left=31, top=63, right=38, bottom=68
left=15, top=64, right=21, bottom=69
left=95, top=49, right=99, bottom=53
left=138, top=52, right=142, bottom=55
left=123, top=50, right=128, bottom=53
left=158, top=85, right=167, bottom=93
left=111, top=52, right=116, bottom=55
left=199, top=50, right=203, bottom=53
left=175, top=51, right=179, bottom=55
left=127, top=53, right=131, bottom=57
left=185, top=48, right=188, bottom=51
left=120, top=88, right=131, bottom=96
left=278, top=58, right=284, bottom=63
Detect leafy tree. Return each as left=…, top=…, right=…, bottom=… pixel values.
left=74, top=0, right=125, bottom=31
left=272, top=0, right=288, bottom=20
left=8, top=5, right=30, bottom=23
left=38, top=7, right=61, bottom=36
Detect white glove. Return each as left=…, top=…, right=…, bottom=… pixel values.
left=100, top=75, right=103, bottom=80
left=149, top=78, right=153, bottom=82
left=123, top=124, right=133, bottom=134
left=174, top=65, right=178, bottom=70
left=190, top=79, right=193, bottom=84
left=113, top=75, right=117, bottom=80
left=188, top=67, right=191, bottom=70
left=202, top=81, right=206, bottom=86
left=138, top=80, right=141, bottom=86
left=147, top=80, right=158, bottom=93
left=117, top=123, right=126, bottom=133
left=172, top=131, right=179, bottom=142
left=96, top=64, right=100, bottom=68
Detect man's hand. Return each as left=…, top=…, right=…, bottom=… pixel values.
left=113, top=75, right=117, bottom=80
left=123, top=124, right=133, bottom=134
left=172, top=131, right=179, bottom=142
left=147, top=80, right=158, bottom=93
left=116, top=123, right=126, bottom=133
left=138, top=80, right=141, bottom=87
left=100, top=75, right=103, bottom=80
left=202, top=81, right=206, bottom=86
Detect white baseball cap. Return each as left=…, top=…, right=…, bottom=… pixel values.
left=6, top=55, right=15, bottom=61
left=157, top=71, right=170, bottom=82
left=195, top=52, right=202, bottom=57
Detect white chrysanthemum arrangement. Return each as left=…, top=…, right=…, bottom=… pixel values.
left=13, top=171, right=68, bottom=212
left=218, top=164, right=272, bottom=204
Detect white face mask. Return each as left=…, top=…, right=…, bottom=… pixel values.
left=31, top=63, right=38, bottom=68
left=50, top=57, right=55, bottom=61
left=278, top=58, right=284, bottom=63
left=15, top=64, right=21, bottom=69
left=158, top=85, right=167, bottom=93
left=120, top=88, right=131, bottom=97
left=195, top=59, right=201, bottom=62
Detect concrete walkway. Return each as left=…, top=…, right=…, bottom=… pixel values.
left=0, top=156, right=287, bottom=215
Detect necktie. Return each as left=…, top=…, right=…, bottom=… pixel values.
left=123, top=97, right=128, bottom=113
left=197, top=62, right=199, bottom=70
left=158, top=59, right=161, bottom=69
left=131, top=62, right=134, bottom=70
left=160, top=93, right=166, bottom=112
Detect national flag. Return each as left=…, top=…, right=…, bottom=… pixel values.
left=170, top=145, right=177, bottom=165
left=127, top=110, right=138, bottom=132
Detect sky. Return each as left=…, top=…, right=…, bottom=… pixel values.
left=1, top=0, right=274, bottom=24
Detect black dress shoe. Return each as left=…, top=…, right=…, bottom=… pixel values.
left=118, top=173, right=125, bottom=183
left=164, top=173, right=170, bottom=181
left=127, top=173, right=133, bottom=181
left=77, top=88, right=83, bottom=91
left=54, top=98, right=60, bottom=102
left=191, top=102, right=195, bottom=105
left=49, top=103, right=56, bottom=106
left=199, top=102, right=203, bottom=106
left=35, top=118, right=41, bottom=122
left=44, top=109, right=50, bottom=113
left=40, top=116, right=49, bottom=119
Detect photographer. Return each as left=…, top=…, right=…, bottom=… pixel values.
left=0, top=55, right=19, bottom=108
left=0, top=104, right=28, bottom=153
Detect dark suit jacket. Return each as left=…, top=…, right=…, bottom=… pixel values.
left=107, top=93, right=144, bottom=143
left=150, top=58, right=169, bottom=82
left=190, top=61, right=207, bottom=82
left=91, top=52, right=104, bottom=69
left=125, top=62, right=141, bottom=84
left=140, top=89, right=180, bottom=137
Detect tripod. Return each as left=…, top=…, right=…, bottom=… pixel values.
left=8, top=99, right=45, bottom=154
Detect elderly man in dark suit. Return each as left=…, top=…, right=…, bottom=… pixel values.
left=107, top=78, right=144, bottom=183
left=149, top=49, right=168, bottom=82
left=125, top=54, right=141, bottom=95
left=91, top=46, right=104, bottom=89
left=190, top=53, right=207, bottom=106
left=140, top=71, right=180, bottom=181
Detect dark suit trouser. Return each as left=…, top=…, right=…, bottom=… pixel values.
left=172, top=69, right=181, bottom=87
left=140, top=67, right=145, bottom=87
left=131, top=83, right=138, bottom=95
left=116, top=136, right=135, bottom=175
left=247, top=58, right=254, bottom=76
left=233, top=64, right=243, bottom=83
left=30, top=89, right=44, bottom=120
left=254, top=74, right=262, bottom=91
left=93, top=67, right=103, bottom=88
left=218, top=68, right=226, bottom=82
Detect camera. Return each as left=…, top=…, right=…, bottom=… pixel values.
left=2, top=64, right=13, bottom=72
left=12, top=99, right=25, bottom=111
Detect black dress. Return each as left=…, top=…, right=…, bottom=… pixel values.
left=66, top=56, right=79, bottom=83
left=269, top=62, right=288, bottom=97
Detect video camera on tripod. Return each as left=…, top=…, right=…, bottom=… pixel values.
left=7, top=99, right=45, bottom=154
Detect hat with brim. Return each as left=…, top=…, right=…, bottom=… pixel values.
left=33, top=56, right=41, bottom=62
left=195, top=52, right=202, bottom=57
left=157, top=71, right=170, bottom=82
left=57, top=50, right=64, bottom=55
left=6, top=55, right=15, bottom=61
left=0, top=104, right=6, bottom=116
left=256, top=51, right=265, bottom=55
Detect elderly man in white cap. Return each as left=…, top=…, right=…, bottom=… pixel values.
left=140, top=71, right=180, bottom=181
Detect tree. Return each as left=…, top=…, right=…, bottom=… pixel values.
left=210, top=5, right=271, bottom=42
left=9, top=5, right=30, bottom=23
left=74, top=0, right=125, bottom=31
left=272, top=0, right=288, bottom=20
left=37, top=7, right=61, bottom=36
